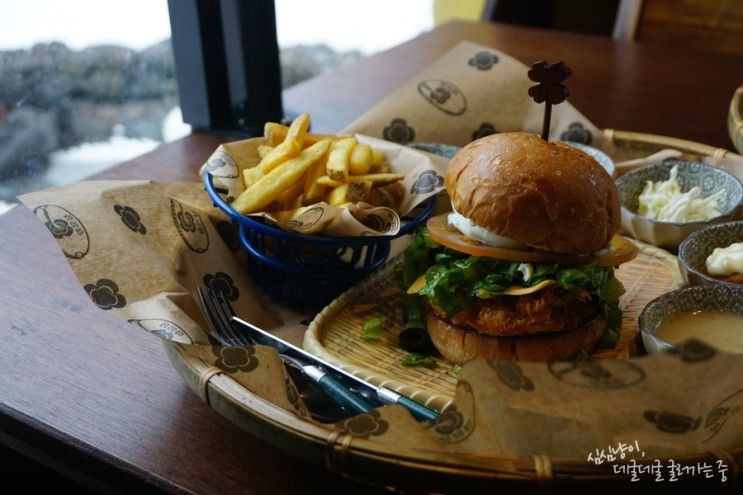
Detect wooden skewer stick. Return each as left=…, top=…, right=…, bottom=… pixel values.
left=527, top=61, right=571, bottom=141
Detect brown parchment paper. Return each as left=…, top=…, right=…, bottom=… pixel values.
left=20, top=178, right=743, bottom=466
left=17, top=41, right=743, bottom=480
left=20, top=180, right=314, bottom=417
left=202, top=134, right=448, bottom=236
left=342, top=41, right=607, bottom=151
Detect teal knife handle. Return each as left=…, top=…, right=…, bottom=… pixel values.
left=316, top=374, right=376, bottom=414
left=396, top=395, right=439, bottom=422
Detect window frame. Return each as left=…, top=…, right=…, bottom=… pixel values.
left=167, top=0, right=283, bottom=136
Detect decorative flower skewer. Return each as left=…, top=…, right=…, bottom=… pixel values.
left=528, top=61, right=571, bottom=140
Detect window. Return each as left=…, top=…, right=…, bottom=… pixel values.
left=0, top=0, right=186, bottom=215
left=275, top=0, right=434, bottom=89
left=168, top=0, right=435, bottom=135
left=0, top=0, right=437, bottom=216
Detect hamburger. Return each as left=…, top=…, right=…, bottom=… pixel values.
left=401, top=132, right=637, bottom=362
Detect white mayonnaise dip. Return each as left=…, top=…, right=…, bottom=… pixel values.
left=705, top=242, right=743, bottom=277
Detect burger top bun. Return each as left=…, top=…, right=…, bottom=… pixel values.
left=445, top=132, right=620, bottom=254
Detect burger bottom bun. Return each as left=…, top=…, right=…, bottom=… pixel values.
left=426, top=310, right=607, bottom=362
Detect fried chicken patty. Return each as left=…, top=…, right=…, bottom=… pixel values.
left=428, top=286, right=600, bottom=337
left=426, top=310, right=607, bottom=362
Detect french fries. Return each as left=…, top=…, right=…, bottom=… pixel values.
left=316, top=173, right=404, bottom=187
left=326, top=137, right=356, bottom=182
left=285, top=113, right=310, bottom=147
left=303, top=155, right=329, bottom=205
left=327, top=181, right=373, bottom=206
left=242, top=166, right=264, bottom=189
left=229, top=114, right=406, bottom=217
left=371, top=147, right=385, bottom=166
left=232, top=139, right=331, bottom=214
left=258, top=138, right=300, bottom=174
left=264, top=122, right=338, bottom=147
left=257, top=145, right=273, bottom=159
left=349, top=143, right=373, bottom=175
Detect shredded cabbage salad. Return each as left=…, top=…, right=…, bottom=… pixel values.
left=637, top=165, right=725, bottom=222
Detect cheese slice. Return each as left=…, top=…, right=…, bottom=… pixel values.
left=502, top=279, right=556, bottom=295
left=407, top=273, right=428, bottom=294
left=406, top=274, right=556, bottom=296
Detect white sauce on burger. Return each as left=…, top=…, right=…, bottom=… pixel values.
left=447, top=209, right=526, bottom=249
left=517, top=263, right=534, bottom=282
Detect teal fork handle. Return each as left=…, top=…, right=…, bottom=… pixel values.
left=315, top=374, right=376, bottom=414
left=395, top=395, right=439, bottom=422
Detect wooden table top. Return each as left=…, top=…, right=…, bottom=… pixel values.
left=1, top=21, right=741, bottom=494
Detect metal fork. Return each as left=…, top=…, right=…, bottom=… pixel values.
left=199, top=287, right=440, bottom=422
left=196, top=287, right=376, bottom=418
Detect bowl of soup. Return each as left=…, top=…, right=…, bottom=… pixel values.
left=639, top=285, right=743, bottom=354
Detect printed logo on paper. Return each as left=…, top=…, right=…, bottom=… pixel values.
left=382, top=118, right=416, bottom=145
left=128, top=318, right=193, bottom=344
left=670, top=338, right=717, bottom=363
left=204, top=148, right=239, bottom=178
left=84, top=278, right=126, bottom=310
left=170, top=199, right=209, bottom=253
left=644, top=410, right=701, bottom=434
left=472, top=122, right=497, bottom=141
left=468, top=51, right=499, bottom=70
left=410, top=169, right=444, bottom=195
left=33, top=204, right=90, bottom=259
left=114, top=204, right=147, bottom=235
left=213, top=345, right=258, bottom=373
left=364, top=208, right=399, bottom=234
left=203, top=271, right=240, bottom=302
left=560, top=122, right=593, bottom=145
left=430, top=381, right=475, bottom=443
left=417, top=79, right=467, bottom=115
left=284, top=206, right=325, bottom=231
left=489, top=361, right=534, bottom=391
left=335, top=409, right=389, bottom=439
left=548, top=360, right=645, bottom=388
left=703, top=388, right=743, bottom=443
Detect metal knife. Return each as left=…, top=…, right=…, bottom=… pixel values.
left=231, top=316, right=440, bottom=422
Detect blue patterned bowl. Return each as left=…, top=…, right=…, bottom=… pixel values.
left=563, top=141, right=615, bottom=177
left=678, top=221, right=743, bottom=288
left=639, top=285, right=743, bottom=354
left=616, top=160, right=743, bottom=250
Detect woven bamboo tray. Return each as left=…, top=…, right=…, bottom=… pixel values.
left=605, top=129, right=743, bottom=181
left=164, top=131, right=743, bottom=490
left=303, top=241, right=682, bottom=411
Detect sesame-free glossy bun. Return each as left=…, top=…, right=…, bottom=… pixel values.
left=445, top=132, right=620, bottom=254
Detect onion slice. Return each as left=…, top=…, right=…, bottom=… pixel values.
left=425, top=214, right=637, bottom=267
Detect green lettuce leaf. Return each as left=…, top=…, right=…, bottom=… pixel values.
left=399, top=228, right=625, bottom=348
left=401, top=353, right=437, bottom=369
left=361, top=317, right=383, bottom=341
